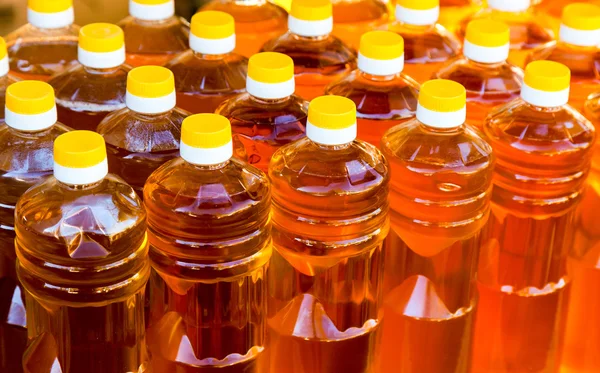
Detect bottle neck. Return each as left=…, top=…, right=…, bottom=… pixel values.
left=83, top=65, right=122, bottom=75
left=193, top=51, right=230, bottom=60
left=464, top=58, right=506, bottom=69
left=523, top=101, right=564, bottom=113
left=250, top=94, right=292, bottom=105
left=290, top=32, right=330, bottom=42
left=188, top=159, right=230, bottom=170
left=59, top=179, right=104, bottom=191
left=131, top=110, right=173, bottom=120
left=359, top=70, right=400, bottom=82
left=312, top=140, right=352, bottom=151
left=231, top=0, right=267, bottom=5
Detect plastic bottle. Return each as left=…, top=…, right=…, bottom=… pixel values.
left=261, top=0, right=356, bottom=101
left=0, top=37, right=19, bottom=121
left=48, top=23, right=130, bottom=132
left=215, top=52, right=307, bottom=172
left=165, top=11, right=247, bottom=114
left=456, top=0, right=554, bottom=68
left=325, top=30, right=419, bottom=146
left=527, top=3, right=600, bottom=112
left=438, top=0, right=482, bottom=32
left=378, top=79, right=493, bottom=373
left=331, top=0, right=392, bottom=49
left=264, top=95, right=389, bottom=373
left=4, top=0, right=79, bottom=81
left=435, top=20, right=523, bottom=130
left=119, top=0, right=190, bottom=67
left=144, top=113, right=271, bottom=372
left=387, top=0, right=461, bottom=84
left=97, top=66, right=188, bottom=198
left=200, top=0, right=288, bottom=58
left=0, top=81, right=69, bottom=373
left=473, top=60, right=595, bottom=373
left=16, top=130, right=150, bottom=372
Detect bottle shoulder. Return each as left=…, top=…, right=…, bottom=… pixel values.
left=216, top=94, right=309, bottom=124
left=527, top=42, right=600, bottom=79
left=119, top=16, right=190, bottom=54
left=387, top=23, right=461, bottom=61
left=201, top=0, right=288, bottom=21
left=262, top=33, right=357, bottom=67
left=5, top=23, right=80, bottom=42
left=435, top=58, right=523, bottom=95
left=331, top=0, right=390, bottom=23
left=166, top=52, right=248, bottom=92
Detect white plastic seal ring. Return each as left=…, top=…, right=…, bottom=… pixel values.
left=190, top=34, right=235, bottom=55
left=78, top=46, right=126, bottom=69
left=358, top=53, right=404, bottom=76
left=54, top=159, right=109, bottom=185
left=0, top=56, right=9, bottom=77
left=559, top=24, right=600, bottom=48
left=5, top=107, right=57, bottom=131
left=28, top=7, right=74, bottom=29
left=180, top=141, right=233, bottom=165
left=521, top=83, right=569, bottom=107
left=246, top=77, right=295, bottom=100
left=417, top=104, right=466, bottom=128
left=129, top=0, right=175, bottom=21
left=395, top=5, right=439, bottom=26
left=463, top=40, right=510, bottom=63
left=288, top=16, right=333, bottom=37
left=487, top=0, right=530, bottom=12
left=126, top=91, right=176, bottom=114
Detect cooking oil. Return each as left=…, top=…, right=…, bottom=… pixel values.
left=439, top=0, right=482, bottom=32
left=331, top=0, right=392, bottom=49
left=0, top=37, right=19, bottom=120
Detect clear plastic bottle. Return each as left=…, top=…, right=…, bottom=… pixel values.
left=325, top=30, right=419, bottom=146
left=4, top=0, right=79, bottom=81
left=215, top=52, right=307, bottom=172
left=378, top=79, right=494, bottom=373
left=264, top=95, right=389, bottom=373
left=97, top=66, right=188, bottom=198
left=456, top=0, right=554, bottom=68
left=200, top=0, right=288, bottom=58
left=435, top=20, right=523, bottom=130
left=331, top=0, right=392, bottom=49
left=261, top=0, right=357, bottom=101
left=438, top=0, right=482, bottom=32
left=144, top=113, right=271, bottom=372
left=165, top=11, right=248, bottom=115
left=119, top=0, right=190, bottom=67
left=474, top=60, right=595, bottom=373
left=528, top=3, right=600, bottom=112
left=386, top=0, right=461, bottom=84
left=0, top=81, right=69, bottom=373
left=48, top=23, right=130, bottom=132
left=16, top=131, right=150, bottom=372
left=0, top=37, right=19, bottom=121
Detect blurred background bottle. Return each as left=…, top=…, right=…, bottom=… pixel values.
left=0, top=37, right=19, bottom=120
left=16, top=131, right=150, bottom=372
left=438, top=0, right=482, bottom=32
left=331, top=0, right=391, bottom=49
left=326, top=30, right=418, bottom=146
left=166, top=11, right=247, bottom=114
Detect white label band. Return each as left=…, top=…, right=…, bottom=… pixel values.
left=288, top=16, right=333, bottom=37
left=521, top=83, right=569, bottom=107
left=78, top=46, right=126, bottom=69
left=129, top=0, right=175, bottom=21
left=463, top=40, right=510, bottom=63
left=5, top=107, right=57, bottom=131
left=28, top=7, right=74, bottom=29
left=180, top=141, right=233, bottom=165
left=126, top=91, right=176, bottom=114
left=306, top=121, right=357, bottom=145
left=0, top=56, right=8, bottom=77
left=190, top=34, right=235, bottom=55
left=416, top=104, right=466, bottom=128
left=559, top=24, right=600, bottom=48
left=488, top=0, right=530, bottom=12
left=358, top=52, right=404, bottom=76
left=54, top=159, right=109, bottom=185
left=395, top=5, right=439, bottom=26
left=246, top=77, right=295, bottom=100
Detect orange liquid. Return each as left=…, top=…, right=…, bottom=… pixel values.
left=144, top=157, right=271, bottom=372
left=0, top=74, right=19, bottom=120
left=439, top=0, right=483, bottom=32
left=331, top=0, right=391, bottom=49
left=266, top=137, right=389, bottom=373
left=477, top=99, right=595, bottom=373
left=126, top=53, right=179, bottom=68
left=261, top=33, right=356, bottom=101
left=200, top=0, right=288, bottom=58
left=15, top=174, right=150, bottom=373
left=215, top=94, right=307, bottom=172
left=166, top=52, right=248, bottom=115
left=380, top=119, right=494, bottom=373
left=6, top=40, right=78, bottom=81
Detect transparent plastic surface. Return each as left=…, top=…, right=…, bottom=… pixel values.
left=97, top=107, right=188, bottom=198
left=379, top=119, right=494, bottom=373
left=264, top=137, right=389, bottom=373
left=325, top=70, right=419, bottom=146
left=385, top=23, right=461, bottom=84
left=4, top=24, right=79, bottom=81
left=215, top=94, right=308, bottom=172
left=15, top=174, right=150, bottom=373
left=262, top=33, right=357, bottom=101
left=0, top=74, right=19, bottom=120
left=475, top=98, right=595, bottom=373
left=200, top=0, right=288, bottom=58
left=331, top=0, right=391, bottom=49
left=165, top=52, right=248, bottom=114
left=456, top=7, right=554, bottom=68
left=119, top=16, right=190, bottom=67
left=526, top=42, right=600, bottom=112
left=435, top=58, right=523, bottom=130
left=144, top=157, right=271, bottom=372
left=49, top=64, right=131, bottom=131
left=0, top=122, right=69, bottom=373
left=439, top=0, right=483, bottom=32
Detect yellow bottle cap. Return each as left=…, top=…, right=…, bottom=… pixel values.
left=396, top=0, right=438, bottom=10
left=418, top=79, right=466, bottom=112
left=79, top=23, right=124, bottom=53
left=290, top=0, right=332, bottom=21
left=524, top=60, right=570, bottom=92
left=132, top=0, right=171, bottom=4
left=182, top=114, right=232, bottom=149
left=28, top=0, right=72, bottom=13
left=248, top=52, right=294, bottom=84
left=308, top=96, right=356, bottom=130
left=360, top=31, right=404, bottom=60
left=54, top=131, right=107, bottom=169
left=191, top=11, right=235, bottom=39
left=561, top=3, right=600, bottom=31
left=127, top=66, right=175, bottom=98
left=465, top=19, right=510, bottom=47
left=0, top=37, right=6, bottom=60
left=6, top=81, right=56, bottom=115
